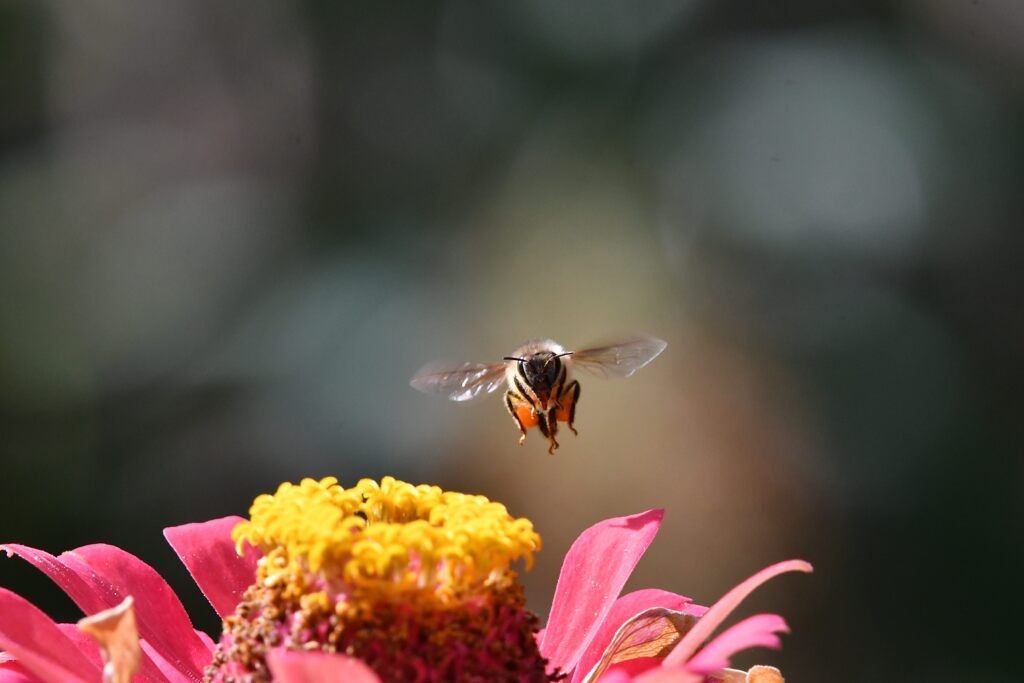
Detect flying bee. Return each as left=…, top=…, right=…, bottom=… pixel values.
left=410, top=335, right=667, bottom=454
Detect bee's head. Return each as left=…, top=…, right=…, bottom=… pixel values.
left=524, top=353, right=559, bottom=386
left=505, top=351, right=571, bottom=409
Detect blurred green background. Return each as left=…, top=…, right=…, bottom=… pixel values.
left=1, top=1, right=1021, bottom=681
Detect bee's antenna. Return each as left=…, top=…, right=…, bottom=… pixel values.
left=542, top=351, right=574, bottom=368
left=503, top=356, right=525, bottom=362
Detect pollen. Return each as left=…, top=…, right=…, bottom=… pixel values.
left=208, top=477, right=559, bottom=682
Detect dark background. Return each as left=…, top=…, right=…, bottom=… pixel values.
left=1, top=2, right=1021, bottom=681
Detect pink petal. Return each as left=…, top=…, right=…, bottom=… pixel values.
left=163, top=516, right=260, bottom=620
left=664, top=560, right=812, bottom=668
left=55, top=624, right=104, bottom=670
left=2, top=542, right=210, bottom=680
left=0, top=588, right=98, bottom=683
left=194, top=630, right=216, bottom=651
left=2, top=604, right=175, bottom=682
left=593, top=670, right=636, bottom=683
left=685, top=614, right=789, bottom=674
left=62, top=544, right=212, bottom=677
left=541, top=509, right=664, bottom=675
left=572, top=589, right=703, bottom=683
left=0, top=662, right=38, bottom=683
left=266, top=648, right=382, bottom=683
left=138, top=642, right=200, bottom=683
left=2, top=544, right=102, bottom=614
left=635, top=666, right=703, bottom=683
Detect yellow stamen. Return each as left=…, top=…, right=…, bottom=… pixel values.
left=231, top=476, right=541, bottom=597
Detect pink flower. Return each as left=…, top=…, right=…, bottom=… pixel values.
left=0, top=481, right=810, bottom=683
left=535, top=510, right=811, bottom=683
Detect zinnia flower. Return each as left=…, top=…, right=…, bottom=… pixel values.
left=0, top=476, right=811, bottom=682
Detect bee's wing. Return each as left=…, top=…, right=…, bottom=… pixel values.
left=409, top=361, right=509, bottom=402
left=571, top=335, right=667, bottom=379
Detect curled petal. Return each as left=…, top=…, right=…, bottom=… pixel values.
left=266, top=648, right=382, bottom=683
left=0, top=588, right=98, bottom=683
left=663, top=560, right=811, bottom=667
left=541, top=510, right=664, bottom=675
left=164, top=516, right=260, bottom=620
left=685, top=614, right=788, bottom=674
left=576, top=589, right=703, bottom=683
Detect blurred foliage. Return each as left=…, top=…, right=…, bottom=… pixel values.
left=1, top=1, right=1022, bottom=681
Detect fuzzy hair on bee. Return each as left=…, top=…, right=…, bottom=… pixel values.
left=410, top=335, right=666, bottom=454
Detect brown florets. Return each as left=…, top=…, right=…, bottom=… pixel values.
left=205, top=578, right=562, bottom=683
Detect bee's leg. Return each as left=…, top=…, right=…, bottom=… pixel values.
left=558, top=380, right=581, bottom=436
left=505, top=390, right=529, bottom=445
left=538, top=410, right=559, bottom=454
left=547, top=407, right=560, bottom=454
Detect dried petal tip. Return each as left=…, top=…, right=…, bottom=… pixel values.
left=77, top=596, right=140, bottom=683
left=712, top=665, right=785, bottom=682
left=746, top=665, right=785, bottom=683
left=581, top=606, right=700, bottom=683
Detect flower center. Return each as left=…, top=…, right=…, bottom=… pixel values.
left=206, top=477, right=559, bottom=682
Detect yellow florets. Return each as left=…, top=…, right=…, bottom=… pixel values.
left=231, top=476, right=541, bottom=596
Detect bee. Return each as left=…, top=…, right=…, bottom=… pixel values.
left=410, top=335, right=667, bottom=454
